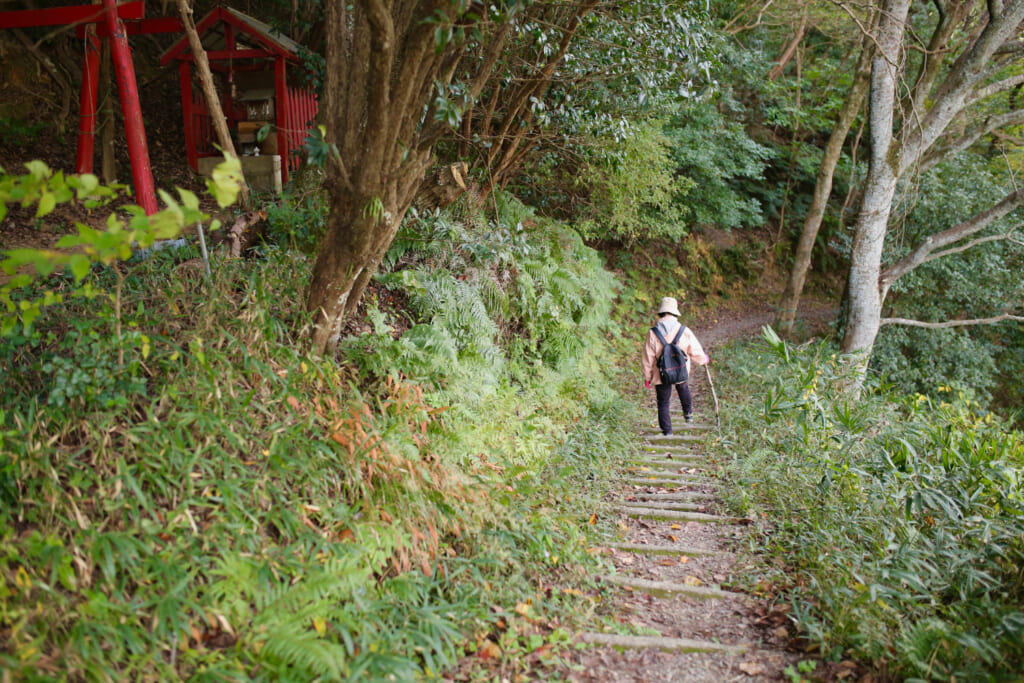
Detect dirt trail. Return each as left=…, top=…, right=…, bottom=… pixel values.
left=554, top=300, right=843, bottom=682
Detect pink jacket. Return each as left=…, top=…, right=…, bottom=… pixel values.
left=641, top=318, right=708, bottom=386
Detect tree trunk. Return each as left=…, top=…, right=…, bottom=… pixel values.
left=174, top=0, right=248, bottom=204
left=308, top=0, right=457, bottom=355
left=776, top=25, right=874, bottom=336
left=767, top=5, right=808, bottom=81
left=840, top=0, right=910, bottom=365
left=307, top=200, right=394, bottom=352
left=841, top=0, right=1024, bottom=368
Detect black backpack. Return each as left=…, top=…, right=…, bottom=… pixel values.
left=651, top=325, right=689, bottom=385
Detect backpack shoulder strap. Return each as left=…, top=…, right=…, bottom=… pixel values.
left=671, top=325, right=686, bottom=344
left=650, top=326, right=669, bottom=346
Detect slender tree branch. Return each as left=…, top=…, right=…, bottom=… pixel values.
left=921, top=108, right=1024, bottom=172
left=880, top=313, right=1024, bottom=328
left=924, top=228, right=1022, bottom=262
left=724, top=0, right=777, bottom=34
left=996, top=39, right=1024, bottom=54
left=881, top=188, right=1024, bottom=285
left=967, top=72, right=1024, bottom=106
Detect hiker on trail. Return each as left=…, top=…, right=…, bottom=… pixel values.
left=641, top=297, right=709, bottom=435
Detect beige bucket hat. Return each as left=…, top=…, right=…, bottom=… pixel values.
left=658, top=297, right=681, bottom=317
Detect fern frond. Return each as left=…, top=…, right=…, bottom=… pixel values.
left=259, top=625, right=348, bottom=680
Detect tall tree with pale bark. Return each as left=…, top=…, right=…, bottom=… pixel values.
left=839, top=0, right=1024, bottom=370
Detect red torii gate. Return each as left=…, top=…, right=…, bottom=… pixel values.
left=0, top=1, right=180, bottom=214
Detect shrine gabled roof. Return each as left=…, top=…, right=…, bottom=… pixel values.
left=160, top=6, right=304, bottom=66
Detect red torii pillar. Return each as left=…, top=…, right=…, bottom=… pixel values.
left=76, top=25, right=101, bottom=175
left=0, top=0, right=157, bottom=214
left=101, top=0, right=157, bottom=215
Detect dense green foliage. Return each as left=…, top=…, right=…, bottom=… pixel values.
left=871, top=155, right=1024, bottom=414
left=717, top=329, right=1024, bottom=681
left=0, top=188, right=637, bottom=680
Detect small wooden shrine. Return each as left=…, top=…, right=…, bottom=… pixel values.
left=160, top=7, right=318, bottom=189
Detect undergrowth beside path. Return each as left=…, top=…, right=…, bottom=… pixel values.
left=0, top=194, right=639, bottom=681
left=714, top=329, right=1024, bottom=681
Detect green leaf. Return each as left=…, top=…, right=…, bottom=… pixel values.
left=179, top=189, right=200, bottom=211
left=76, top=173, right=100, bottom=196
left=68, top=254, right=91, bottom=282
left=25, top=160, right=49, bottom=181
left=208, top=157, right=243, bottom=208
left=36, top=192, right=56, bottom=218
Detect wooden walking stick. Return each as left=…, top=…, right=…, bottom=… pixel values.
left=704, top=364, right=721, bottom=432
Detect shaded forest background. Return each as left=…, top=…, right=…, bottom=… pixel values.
left=2, top=0, right=1020, bottom=419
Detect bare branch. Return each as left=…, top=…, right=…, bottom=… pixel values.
left=880, top=313, right=1024, bottom=328
left=996, top=40, right=1024, bottom=54
left=921, top=108, right=1024, bottom=172
left=723, top=0, right=777, bottom=34
left=924, top=227, right=1023, bottom=262
left=881, top=187, right=1024, bottom=285
left=967, top=72, right=1024, bottom=106
left=768, top=6, right=809, bottom=80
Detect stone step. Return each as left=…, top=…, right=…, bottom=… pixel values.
left=645, top=434, right=703, bottom=444
left=577, top=632, right=747, bottom=655
left=618, top=506, right=733, bottom=524
left=637, top=446, right=701, bottom=455
left=624, top=463, right=704, bottom=474
left=600, top=574, right=742, bottom=600
left=608, top=542, right=723, bottom=556
left=629, top=490, right=715, bottom=502
left=630, top=454, right=703, bottom=465
left=627, top=460, right=705, bottom=471
left=629, top=472, right=711, bottom=483
left=615, top=500, right=705, bottom=512
left=638, top=446, right=699, bottom=454
left=627, top=470, right=709, bottom=482
left=641, top=422, right=709, bottom=432
left=625, top=478, right=711, bottom=489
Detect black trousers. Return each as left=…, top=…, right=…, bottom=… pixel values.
left=655, top=381, right=692, bottom=435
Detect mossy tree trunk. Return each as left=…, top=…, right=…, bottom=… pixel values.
left=307, top=0, right=511, bottom=354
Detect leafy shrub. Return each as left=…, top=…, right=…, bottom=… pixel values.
left=664, top=98, right=771, bottom=230
left=717, top=328, right=1024, bottom=680
left=875, top=154, right=1024, bottom=413
left=0, top=181, right=632, bottom=679
left=263, top=191, right=327, bottom=254
left=574, top=120, right=692, bottom=244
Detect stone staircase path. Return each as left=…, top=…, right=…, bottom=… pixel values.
left=564, top=419, right=803, bottom=682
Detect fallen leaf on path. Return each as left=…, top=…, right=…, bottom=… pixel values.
left=477, top=641, right=501, bottom=660
left=737, top=661, right=765, bottom=676
left=684, top=576, right=703, bottom=586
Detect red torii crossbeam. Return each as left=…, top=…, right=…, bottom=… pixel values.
left=0, top=1, right=159, bottom=214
